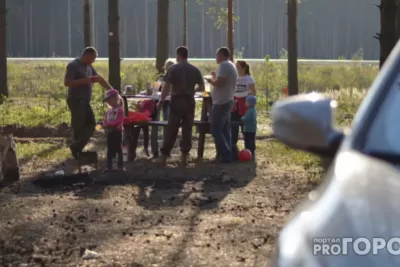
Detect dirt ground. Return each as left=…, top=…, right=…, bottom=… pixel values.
left=0, top=131, right=316, bottom=267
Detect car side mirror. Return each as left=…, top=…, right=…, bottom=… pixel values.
left=271, top=93, right=344, bottom=157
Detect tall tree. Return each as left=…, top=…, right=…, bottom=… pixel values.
left=376, top=0, right=397, bottom=68
left=83, top=0, right=91, bottom=47
left=287, top=0, right=299, bottom=95
left=227, top=0, right=233, bottom=61
left=67, top=0, right=72, bottom=56
left=156, top=0, right=169, bottom=73
left=108, top=0, right=121, bottom=91
left=0, top=0, right=7, bottom=102
left=197, top=0, right=238, bottom=59
left=183, top=0, right=187, bottom=46
left=145, top=0, right=148, bottom=57
left=396, top=0, right=400, bottom=38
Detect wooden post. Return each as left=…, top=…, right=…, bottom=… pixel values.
left=227, top=0, right=234, bottom=61
left=377, top=0, right=398, bottom=68
left=0, top=0, right=7, bottom=103
left=108, top=0, right=121, bottom=91
left=287, top=0, right=299, bottom=95
left=83, top=0, right=91, bottom=47
left=197, top=98, right=208, bottom=159
left=156, top=0, right=169, bottom=73
left=183, top=0, right=187, bottom=46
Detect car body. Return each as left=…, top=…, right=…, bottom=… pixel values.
left=0, top=133, right=20, bottom=184
left=271, top=40, right=400, bottom=265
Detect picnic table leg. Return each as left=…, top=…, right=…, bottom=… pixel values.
left=150, top=106, right=161, bottom=156
left=129, top=126, right=140, bottom=161
left=122, top=95, right=129, bottom=116
left=197, top=97, right=209, bottom=159
left=125, top=127, right=132, bottom=161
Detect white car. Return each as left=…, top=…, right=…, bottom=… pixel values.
left=0, top=133, right=19, bottom=184
left=271, top=39, right=400, bottom=266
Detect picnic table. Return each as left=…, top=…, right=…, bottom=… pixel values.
left=121, top=92, right=242, bottom=161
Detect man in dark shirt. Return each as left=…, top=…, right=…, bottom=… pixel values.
left=64, top=47, right=112, bottom=159
left=157, top=46, right=205, bottom=166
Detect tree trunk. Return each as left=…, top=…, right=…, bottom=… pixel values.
left=183, top=0, right=187, bottom=46
left=261, top=0, right=264, bottom=57
left=29, top=0, right=32, bottom=56
left=227, top=0, right=234, bottom=61
left=0, top=0, right=7, bottom=102
left=91, top=0, right=95, bottom=46
left=108, top=0, right=121, bottom=91
left=84, top=0, right=91, bottom=47
left=287, top=0, right=299, bottom=95
left=156, top=0, right=169, bottom=73
left=145, top=0, right=148, bottom=57
left=396, top=0, right=400, bottom=39
left=379, top=0, right=397, bottom=68
left=67, top=0, right=71, bottom=56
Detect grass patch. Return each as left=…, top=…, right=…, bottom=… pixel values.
left=16, top=142, right=70, bottom=168
left=1, top=61, right=373, bottom=127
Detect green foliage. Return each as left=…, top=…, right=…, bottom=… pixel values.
left=196, top=0, right=239, bottom=29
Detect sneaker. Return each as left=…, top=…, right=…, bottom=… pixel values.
left=143, top=148, right=150, bottom=157
left=210, top=155, right=221, bottom=164
left=155, top=154, right=167, bottom=166
left=69, top=146, right=79, bottom=160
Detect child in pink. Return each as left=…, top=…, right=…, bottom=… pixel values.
left=135, top=99, right=154, bottom=157
left=103, top=89, right=124, bottom=172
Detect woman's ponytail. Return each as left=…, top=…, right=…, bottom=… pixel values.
left=245, top=64, right=251, bottom=75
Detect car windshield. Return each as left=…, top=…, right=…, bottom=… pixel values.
left=364, top=73, right=400, bottom=159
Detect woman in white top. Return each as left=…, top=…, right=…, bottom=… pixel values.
left=151, top=60, right=175, bottom=157
left=231, top=60, right=256, bottom=158
left=158, top=60, right=175, bottom=122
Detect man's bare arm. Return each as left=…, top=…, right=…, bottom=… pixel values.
left=97, top=76, right=112, bottom=89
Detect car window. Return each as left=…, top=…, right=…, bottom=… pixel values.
left=364, top=75, right=400, bottom=154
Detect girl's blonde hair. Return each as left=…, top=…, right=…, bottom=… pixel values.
left=164, top=60, right=175, bottom=72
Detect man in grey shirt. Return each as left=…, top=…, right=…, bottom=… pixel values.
left=64, top=47, right=112, bottom=159
left=206, top=47, right=238, bottom=163
left=157, top=46, right=205, bottom=166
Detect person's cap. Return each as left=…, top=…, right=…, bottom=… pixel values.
left=104, top=89, right=119, bottom=101
left=246, top=95, right=256, bottom=106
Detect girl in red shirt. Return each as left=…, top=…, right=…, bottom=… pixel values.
left=231, top=60, right=256, bottom=158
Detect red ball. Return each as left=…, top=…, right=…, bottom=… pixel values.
left=238, top=149, right=252, bottom=162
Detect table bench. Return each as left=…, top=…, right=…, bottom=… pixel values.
left=123, top=119, right=243, bottom=161
left=119, top=94, right=243, bottom=161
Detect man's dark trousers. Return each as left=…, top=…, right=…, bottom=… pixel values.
left=161, top=95, right=195, bottom=156
left=67, top=97, right=96, bottom=154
